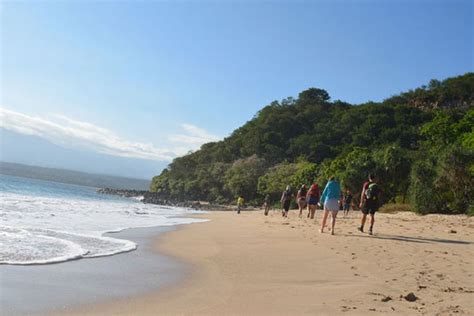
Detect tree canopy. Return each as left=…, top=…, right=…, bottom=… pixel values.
left=151, top=73, right=473, bottom=214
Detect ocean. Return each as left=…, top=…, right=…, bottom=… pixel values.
left=0, top=174, right=206, bottom=265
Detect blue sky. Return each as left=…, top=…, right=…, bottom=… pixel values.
left=1, top=0, right=472, bottom=177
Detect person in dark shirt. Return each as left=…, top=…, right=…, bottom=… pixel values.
left=358, top=174, right=380, bottom=235
left=343, top=189, right=352, bottom=217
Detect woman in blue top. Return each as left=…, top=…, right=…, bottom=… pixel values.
left=319, top=176, right=341, bottom=235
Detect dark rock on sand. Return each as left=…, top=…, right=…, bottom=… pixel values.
left=403, top=292, right=418, bottom=302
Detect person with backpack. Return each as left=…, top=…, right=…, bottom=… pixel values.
left=319, top=176, right=341, bottom=235
left=358, top=174, right=380, bottom=235
left=306, top=183, right=320, bottom=219
left=280, top=185, right=293, bottom=217
left=296, top=184, right=308, bottom=217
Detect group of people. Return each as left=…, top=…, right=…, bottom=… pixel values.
left=235, top=173, right=380, bottom=235
left=276, top=174, right=380, bottom=235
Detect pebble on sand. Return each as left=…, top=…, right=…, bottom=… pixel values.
left=403, top=292, right=418, bottom=302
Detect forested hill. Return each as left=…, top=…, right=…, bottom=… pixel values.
left=151, top=73, right=474, bottom=215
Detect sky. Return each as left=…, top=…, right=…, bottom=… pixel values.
left=0, top=0, right=472, bottom=178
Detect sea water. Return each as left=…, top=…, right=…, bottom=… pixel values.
left=0, top=174, right=207, bottom=265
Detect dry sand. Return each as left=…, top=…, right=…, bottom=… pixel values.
left=65, top=209, right=474, bottom=315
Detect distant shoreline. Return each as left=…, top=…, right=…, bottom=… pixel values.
left=97, top=187, right=236, bottom=210
left=0, top=161, right=150, bottom=190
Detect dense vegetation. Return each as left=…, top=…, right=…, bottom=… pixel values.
left=151, top=73, right=474, bottom=214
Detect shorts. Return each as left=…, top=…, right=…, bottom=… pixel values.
left=343, top=203, right=350, bottom=211
left=324, top=199, right=339, bottom=212
left=308, top=196, right=318, bottom=205
left=362, top=201, right=378, bottom=215
left=283, top=200, right=291, bottom=212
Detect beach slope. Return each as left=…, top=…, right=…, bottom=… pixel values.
left=68, top=210, right=474, bottom=315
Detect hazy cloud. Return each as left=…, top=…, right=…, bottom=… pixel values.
left=0, top=108, right=219, bottom=161
left=169, top=123, right=220, bottom=145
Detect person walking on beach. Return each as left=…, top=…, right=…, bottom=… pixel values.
left=263, top=194, right=271, bottom=216
left=296, top=184, right=308, bottom=217
left=281, top=185, right=293, bottom=217
left=306, top=183, right=320, bottom=219
left=237, top=195, right=245, bottom=214
left=343, top=189, right=353, bottom=217
left=319, top=176, right=341, bottom=235
left=358, top=174, right=380, bottom=235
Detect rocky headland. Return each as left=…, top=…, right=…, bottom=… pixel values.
left=96, top=188, right=229, bottom=210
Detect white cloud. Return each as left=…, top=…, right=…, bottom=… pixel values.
left=169, top=123, right=220, bottom=145
left=0, top=107, right=220, bottom=161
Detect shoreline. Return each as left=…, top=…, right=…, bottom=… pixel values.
left=64, top=209, right=474, bottom=315
left=1, top=225, right=190, bottom=315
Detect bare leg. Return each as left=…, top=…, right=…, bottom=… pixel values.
left=369, top=214, right=375, bottom=234
left=320, top=209, right=329, bottom=233
left=359, top=213, right=367, bottom=231
left=331, top=211, right=338, bottom=235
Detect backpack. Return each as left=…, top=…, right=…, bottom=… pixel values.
left=365, top=183, right=379, bottom=201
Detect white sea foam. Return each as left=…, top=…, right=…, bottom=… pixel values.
left=0, top=191, right=207, bottom=265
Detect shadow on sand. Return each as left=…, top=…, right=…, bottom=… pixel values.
left=342, top=233, right=472, bottom=245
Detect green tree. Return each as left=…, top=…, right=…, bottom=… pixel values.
left=410, top=159, right=442, bottom=214
left=372, top=145, right=412, bottom=203
left=257, top=162, right=299, bottom=203
left=224, top=155, right=267, bottom=202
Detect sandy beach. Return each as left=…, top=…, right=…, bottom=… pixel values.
left=60, top=208, right=474, bottom=316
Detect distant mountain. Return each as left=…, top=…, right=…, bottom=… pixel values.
left=0, top=128, right=166, bottom=179
left=0, top=162, right=151, bottom=190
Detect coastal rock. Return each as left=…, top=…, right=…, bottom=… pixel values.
left=97, top=188, right=230, bottom=210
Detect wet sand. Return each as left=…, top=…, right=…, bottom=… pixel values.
left=1, top=226, right=186, bottom=315
left=66, top=209, right=474, bottom=315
